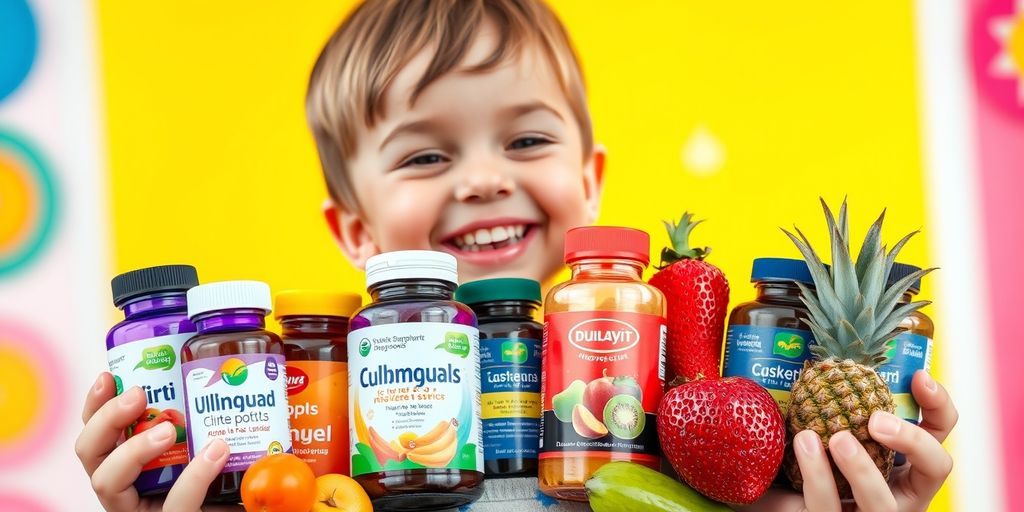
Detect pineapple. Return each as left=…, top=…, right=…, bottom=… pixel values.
left=781, top=199, right=934, bottom=498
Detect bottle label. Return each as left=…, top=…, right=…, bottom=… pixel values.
left=107, top=333, right=190, bottom=471
left=480, top=336, right=541, bottom=463
left=181, top=353, right=292, bottom=473
left=286, top=360, right=349, bottom=476
left=348, top=323, right=483, bottom=477
left=877, top=332, right=932, bottom=423
left=539, top=311, right=666, bottom=463
left=723, top=325, right=816, bottom=413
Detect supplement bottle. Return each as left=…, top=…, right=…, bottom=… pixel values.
left=878, top=263, right=934, bottom=465
left=539, top=227, right=667, bottom=501
left=722, top=258, right=817, bottom=413
left=348, top=251, right=483, bottom=511
left=106, top=264, right=199, bottom=495
left=456, top=278, right=542, bottom=478
left=275, top=290, right=361, bottom=476
left=181, top=281, right=291, bottom=503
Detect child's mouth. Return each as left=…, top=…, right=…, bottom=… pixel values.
left=439, top=221, right=539, bottom=267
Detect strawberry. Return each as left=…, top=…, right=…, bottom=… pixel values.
left=649, top=213, right=729, bottom=382
left=656, top=377, right=784, bottom=504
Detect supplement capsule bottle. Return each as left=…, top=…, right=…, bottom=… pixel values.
left=722, top=258, right=817, bottom=413
left=878, top=263, right=934, bottom=465
left=106, top=264, right=199, bottom=495
left=456, top=278, right=542, bottom=478
left=275, top=290, right=361, bottom=476
left=539, top=227, right=667, bottom=501
left=348, top=251, right=483, bottom=511
left=181, top=281, right=291, bottom=503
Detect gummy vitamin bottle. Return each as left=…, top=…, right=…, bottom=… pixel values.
left=106, top=264, right=199, bottom=495
left=456, top=278, right=543, bottom=478
left=538, top=227, right=667, bottom=501
left=180, top=280, right=291, bottom=503
left=275, top=290, right=361, bottom=476
left=348, top=251, right=483, bottom=511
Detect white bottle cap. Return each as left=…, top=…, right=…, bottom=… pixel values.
left=365, top=250, right=459, bottom=288
left=187, top=280, right=273, bottom=319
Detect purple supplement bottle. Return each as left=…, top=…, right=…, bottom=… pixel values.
left=180, top=280, right=291, bottom=503
left=106, top=264, right=199, bottom=496
left=348, top=251, right=484, bottom=511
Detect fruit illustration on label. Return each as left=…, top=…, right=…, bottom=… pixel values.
left=570, top=404, right=608, bottom=439
left=603, top=395, right=645, bottom=440
left=650, top=213, right=730, bottom=382
left=130, top=407, right=187, bottom=443
left=657, top=376, right=784, bottom=505
left=780, top=199, right=933, bottom=497
left=582, top=370, right=642, bottom=418
left=552, top=379, right=587, bottom=422
left=366, top=419, right=459, bottom=468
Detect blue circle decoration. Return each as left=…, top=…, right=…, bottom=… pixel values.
left=0, top=0, right=38, bottom=102
left=0, top=128, right=58, bottom=278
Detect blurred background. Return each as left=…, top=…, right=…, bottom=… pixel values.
left=0, top=0, right=1021, bottom=510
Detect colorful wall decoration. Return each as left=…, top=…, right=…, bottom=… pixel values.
left=0, top=1, right=1020, bottom=510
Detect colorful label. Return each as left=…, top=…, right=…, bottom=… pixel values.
left=723, top=325, right=816, bottom=413
left=877, top=332, right=933, bottom=423
left=539, top=311, right=665, bottom=463
left=348, top=323, right=483, bottom=477
left=286, top=360, right=349, bottom=476
left=107, top=333, right=190, bottom=471
left=181, top=353, right=291, bottom=473
left=480, top=337, right=541, bottom=463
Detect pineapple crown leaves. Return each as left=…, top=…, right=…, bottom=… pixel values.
left=780, top=197, right=936, bottom=367
left=657, top=212, right=710, bottom=269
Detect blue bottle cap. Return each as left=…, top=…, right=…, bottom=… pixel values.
left=750, top=258, right=816, bottom=286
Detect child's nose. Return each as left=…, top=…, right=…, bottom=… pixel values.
left=454, top=166, right=515, bottom=203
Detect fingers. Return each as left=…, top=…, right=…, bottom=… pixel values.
left=163, top=438, right=229, bottom=512
left=792, top=430, right=841, bottom=512
left=912, top=371, right=958, bottom=443
left=82, top=372, right=116, bottom=424
left=75, top=386, right=147, bottom=476
left=828, top=431, right=897, bottom=512
left=90, top=422, right=177, bottom=512
left=869, top=411, right=953, bottom=500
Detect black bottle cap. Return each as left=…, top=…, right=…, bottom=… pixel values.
left=888, top=262, right=923, bottom=295
left=111, top=264, right=199, bottom=308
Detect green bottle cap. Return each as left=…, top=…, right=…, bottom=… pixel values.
left=455, top=277, right=542, bottom=305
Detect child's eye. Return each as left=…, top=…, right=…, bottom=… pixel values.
left=399, top=153, right=448, bottom=168
left=507, top=136, right=552, bottom=151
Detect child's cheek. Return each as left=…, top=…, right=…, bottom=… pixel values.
left=373, top=183, right=444, bottom=251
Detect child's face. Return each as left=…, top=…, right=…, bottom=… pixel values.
left=325, top=22, right=604, bottom=285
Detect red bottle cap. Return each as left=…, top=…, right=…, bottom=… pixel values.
left=564, top=226, right=650, bottom=266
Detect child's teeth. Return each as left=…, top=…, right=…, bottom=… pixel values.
left=474, top=229, right=492, bottom=244
left=515, top=225, right=525, bottom=237
left=463, top=233, right=475, bottom=245
left=491, top=226, right=509, bottom=243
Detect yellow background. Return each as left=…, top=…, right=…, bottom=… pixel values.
left=96, top=1, right=946, bottom=509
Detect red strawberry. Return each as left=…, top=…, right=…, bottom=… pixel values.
left=649, top=213, right=729, bottom=382
left=657, top=377, right=784, bottom=504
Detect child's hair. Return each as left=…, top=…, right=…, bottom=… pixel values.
left=306, top=0, right=593, bottom=211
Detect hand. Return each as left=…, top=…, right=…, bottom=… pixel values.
left=75, top=372, right=243, bottom=512
left=739, top=370, right=957, bottom=512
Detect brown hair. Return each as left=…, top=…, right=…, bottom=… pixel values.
left=306, top=0, right=592, bottom=210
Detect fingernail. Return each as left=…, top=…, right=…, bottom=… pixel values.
left=147, top=422, right=175, bottom=443
left=922, top=372, right=938, bottom=392
left=830, top=432, right=858, bottom=459
left=796, top=431, right=822, bottom=456
left=871, top=411, right=902, bottom=438
left=93, top=375, right=105, bottom=393
left=204, top=439, right=228, bottom=462
left=119, top=387, right=141, bottom=407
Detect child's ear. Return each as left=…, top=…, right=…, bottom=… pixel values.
left=582, top=144, right=606, bottom=225
left=323, top=199, right=380, bottom=270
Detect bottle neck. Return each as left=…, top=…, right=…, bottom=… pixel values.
left=122, top=293, right=188, bottom=319
left=369, top=279, right=456, bottom=302
left=193, top=309, right=267, bottom=333
left=280, top=315, right=349, bottom=336
left=898, top=292, right=916, bottom=304
left=569, top=258, right=646, bottom=280
left=470, top=301, right=540, bottom=321
left=755, top=281, right=807, bottom=303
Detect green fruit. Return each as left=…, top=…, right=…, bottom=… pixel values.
left=603, top=395, right=645, bottom=439
left=586, top=461, right=731, bottom=512
left=552, top=379, right=587, bottom=422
